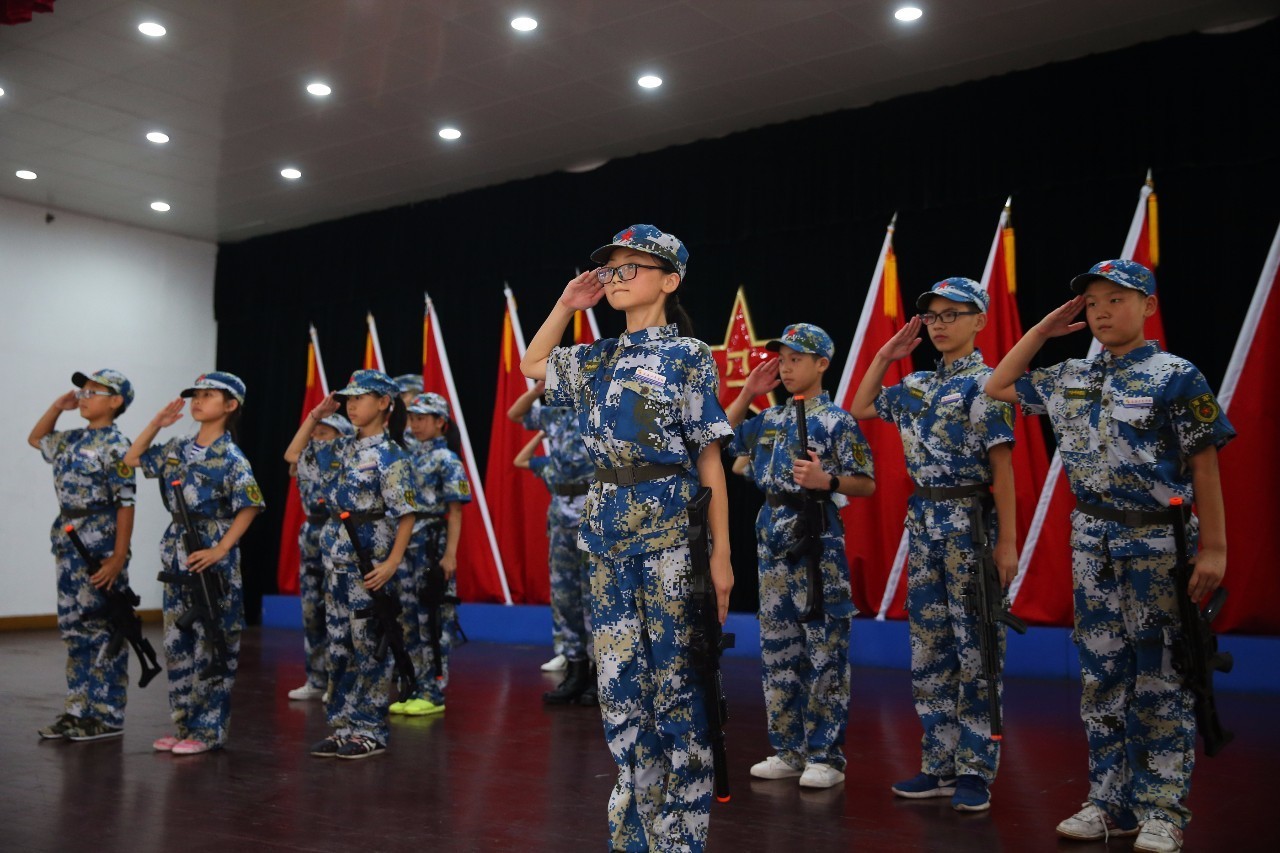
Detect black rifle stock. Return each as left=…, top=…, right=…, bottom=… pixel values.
left=790, top=395, right=826, bottom=623
left=339, top=511, right=417, bottom=698
left=64, top=524, right=162, bottom=688
left=964, top=492, right=1026, bottom=740
left=1168, top=496, right=1234, bottom=757
left=688, top=487, right=734, bottom=803
left=166, top=480, right=231, bottom=681
left=419, top=548, right=461, bottom=681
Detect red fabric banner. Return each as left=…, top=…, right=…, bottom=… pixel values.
left=275, top=330, right=329, bottom=595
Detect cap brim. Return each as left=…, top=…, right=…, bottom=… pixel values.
left=71, top=371, right=90, bottom=389
left=1069, top=272, right=1150, bottom=294
left=917, top=288, right=984, bottom=310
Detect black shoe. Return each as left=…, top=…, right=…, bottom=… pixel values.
left=577, top=663, right=599, bottom=706
left=543, top=658, right=590, bottom=705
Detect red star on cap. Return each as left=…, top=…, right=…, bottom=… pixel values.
left=619, top=228, right=635, bottom=242
left=196, top=374, right=206, bottom=382
left=1099, top=262, right=1113, bottom=272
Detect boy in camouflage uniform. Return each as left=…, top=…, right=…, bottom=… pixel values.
left=728, top=323, right=875, bottom=790
left=510, top=380, right=598, bottom=704
left=988, top=260, right=1234, bottom=852
left=851, top=278, right=1018, bottom=811
left=29, top=369, right=138, bottom=741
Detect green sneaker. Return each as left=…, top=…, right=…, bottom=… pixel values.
left=66, top=718, right=124, bottom=742
left=388, top=699, right=409, bottom=714
left=38, top=713, right=81, bottom=740
left=402, top=698, right=444, bottom=716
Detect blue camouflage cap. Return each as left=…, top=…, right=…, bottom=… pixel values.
left=767, top=323, right=835, bottom=360
left=72, top=369, right=134, bottom=407
left=916, top=277, right=989, bottom=313
left=407, top=392, right=450, bottom=418
left=590, top=224, right=689, bottom=279
left=335, top=369, right=400, bottom=399
left=393, top=373, right=424, bottom=394
left=181, top=371, right=246, bottom=404
left=318, top=413, right=355, bottom=436
left=1070, top=259, right=1156, bottom=296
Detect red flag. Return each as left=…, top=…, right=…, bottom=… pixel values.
left=276, top=326, right=330, bottom=595
left=1011, top=173, right=1169, bottom=624
left=363, top=312, right=385, bottom=372
left=1215, top=221, right=1280, bottom=633
left=710, top=288, right=777, bottom=413
left=422, top=294, right=513, bottom=604
left=832, top=216, right=915, bottom=618
left=483, top=288, right=553, bottom=604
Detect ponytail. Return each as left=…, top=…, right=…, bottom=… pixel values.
left=387, top=395, right=408, bottom=449
left=219, top=390, right=242, bottom=443
left=665, top=290, right=695, bottom=337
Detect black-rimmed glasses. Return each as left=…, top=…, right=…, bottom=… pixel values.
left=596, top=263, right=668, bottom=284
left=919, top=309, right=981, bottom=325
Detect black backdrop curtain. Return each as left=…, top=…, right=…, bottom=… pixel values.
left=216, top=20, right=1280, bottom=623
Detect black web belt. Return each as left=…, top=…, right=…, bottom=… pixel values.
left=60, top=504, right=117, bottom=519
left=1076, top=500, right=1191, bottom=526
left=594, top=464, right=684, bottom=487
left=551, top=482, right=591, bottom=497
left=913, top=484, right=990, bottom=501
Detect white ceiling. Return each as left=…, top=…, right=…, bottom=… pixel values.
left=1, top=0, right=1275, bottom=242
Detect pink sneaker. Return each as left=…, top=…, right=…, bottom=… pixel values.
left=171, top=739, right=213, bottom=755
left=152, top=735, right=180, bottom=752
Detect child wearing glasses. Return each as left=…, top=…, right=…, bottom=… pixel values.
left=521, top=224, right=734, bottom=853
left=125, top=372, right=264, bottom=755
left=29, top=369, right=138, bottom=742
left=987, top=260, right=1234, bottom=852
left=724, top=323, right=875, bottom=790
left=850, top=277, right=1018, bottom=812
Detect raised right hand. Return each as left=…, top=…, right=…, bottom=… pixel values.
left=742, top=358, right=781, bottom=398
left=558, top=268, right=607, bottom=311
left=876, top=315, right=924, bottom=362
left=152, top=398, right=185, bottom=428
left=1034, top=296, right=1088, bottom=339
left=309, top=392, right=342, bottom=422
left=53, top=391, right=78, bottom=411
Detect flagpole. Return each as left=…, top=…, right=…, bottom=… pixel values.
left=1220, top=220, right=1280, bottom=409
left=978, top=198, right=1012, bottom=290
left=835, top=212, right=896, bottom=405
left=366, top=312, right=387, bottom=372
left=504, top=284, right=537, bottom=392
left=309, top=323, right=329, bottom=397
left=426, top=293, right=514, bottom=605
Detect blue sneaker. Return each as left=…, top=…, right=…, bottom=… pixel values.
left=891, top=772, right=956, bottom=799
left=951, top=775, right=991, bottom=812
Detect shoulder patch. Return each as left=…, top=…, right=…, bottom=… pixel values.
left=115, top=461, right=133, bottom=478
left=1190, top=392, right=1220, bottom=424
left=1002, top=407, right=1015, bottom=429
left=457, top=481, right=472, bottom=496
left=405, top=488, right=416, bottom=505
left=246, top=483, right=263, bottom=504
left=852, top=445, right=867, bottom=467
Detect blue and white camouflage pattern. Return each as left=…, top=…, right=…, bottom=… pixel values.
left=729, top=391, right=873, bottom=771
left=591, top=224, right=689, bottom=279
left=877, top=349, right=1015, bottom=782
left=765, top=323, right=835, bottom=360
left=72, top=368, right=135, bottom=407
left=1070, top=259, right=1157, bottom=296
left=547, top=322, right=732, bottom=853
left=295, top=438, right=344, bottom=691
left=916, top=277, right=990, bottom=313
left=140, top=434, right=264, bottom=746
left=1016, top=341, right=1235, bottom=829
left=42, top=425, right=137, bottom=727
left=180, top=371, right=246, bottom=405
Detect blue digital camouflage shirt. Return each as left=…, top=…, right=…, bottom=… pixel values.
left=295, top=439, right=343, bottom=512
left=41, top=425, right=137, bottom=554
left=139, top=433, right=265, bottom=544
left=545, top=323, right=734, bottom=557
left=1015, top=341, right=1235, bottom=556
left=524, top=405, right=593, bottom=529
left=728, top=391, right=874, bottom=508
left=410, top=436, right=471, bottom=540
left=317, top=432, right=424, bottom=565
left=876, top=350, right=1016, bottom=539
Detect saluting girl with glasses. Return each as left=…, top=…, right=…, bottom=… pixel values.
left=522, top=225, right=734, bottom=853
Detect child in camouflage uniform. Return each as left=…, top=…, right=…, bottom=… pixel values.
left=29, top=369, right=138, bottom=742
left=522, top=224, right=734, bottom=853
left=727, top=323, right=875, bottom=790
left=988, top=260, right=1234, bottom=852
left=852, top=278, right=1018, bottom=812
left=126, top=372, right=264, bottom=756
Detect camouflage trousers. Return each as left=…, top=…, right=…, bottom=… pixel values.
left=324, top=558, right=394, bottom=744
left=299, top=523, right=328, bottom=691
left=54, top=547, right=130, bottom=727
left=1072, top=541, right=1195, bottom=829
left=757, top=506, right=853, bottom=772
left=905, top=528, right=1003, bottom=782
left=590, top=544, right=712, bottom=853
left=549, top=518, right=592, bottom=662
left=404, top=521, right=459, bottom=705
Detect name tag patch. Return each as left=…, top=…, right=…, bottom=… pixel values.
left=939, top=392, right=962, bottom=405
left=1118, top=396, right=1154, bottom=408
left=635, top=367, right=666, bottom=387
left=357, top=461, right=379, bottom=472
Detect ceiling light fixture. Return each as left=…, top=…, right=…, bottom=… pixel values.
left=895, top=7, right=923, bottom=22
left=151, top=201, right=171, bottom=212
left=438, top=128, right=462, bottom=140
left=146, top=131, right=169, bottom=144
left=307, top=82, right=332, bottom=97
left=637, top=75, right=663, bottom=89
left=511, top=17, right=538, bottom=32
left=138, top=22, right=166, bottom=37
left=0, top=86, right=6, bottom=97
left=281, top=168, right=302, bottom=180
left=16, top=170, right=37, bottom=180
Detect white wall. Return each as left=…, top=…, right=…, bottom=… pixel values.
left=0, top=196, right=218, bottom=618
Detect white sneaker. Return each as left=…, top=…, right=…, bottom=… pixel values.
left=799, top=763, right=846, bottom=789
left=540, top=654, right=567, bottom=672
left=1134, top=819, right=1184, bottom=852
left=750, top=755, right=803, bottom=780
left=288, top=684, right=324, bottom=701
left=1056, top=803, right=1140, bottom=841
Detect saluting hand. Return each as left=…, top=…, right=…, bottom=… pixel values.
left=152, top=398, right=185, bottom=428
left=742, top=358, right=781, bottom=398
left=53, top=391, right=79, bottom=411
left=558, top=268, right=607, bottom=311
left=310, top=392, right=342, bottom=422
left=1034, top=296, right=1088, bottom=339
left=793, top=450, right=831, bottom=490
left=876, top=315, right=924, bottom=362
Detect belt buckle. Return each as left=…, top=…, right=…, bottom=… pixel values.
left=615, top=467, right=638, bottom=487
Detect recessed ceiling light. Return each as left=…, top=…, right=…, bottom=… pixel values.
left=146, top=131, right=169, bottom=144
left=637, top=75, right=663, bottom=89
left=151, top=201, right=170, bottom=212
left=307, top=82, right=332, bottom=97
left=0, top=86, right=6, bottom=97
left=138, top=22, right=166, bottom=37
left=895, top=7, right=923, bottom=22
left=438, top=127, right=461, bottom=140
left=281, top=168, right=302, bottom=180
left=16, top=169, right=37, bottom=180
left=511, top=16, right=538, bottom=32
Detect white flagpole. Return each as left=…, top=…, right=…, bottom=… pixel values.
left=835, top=213, right=896, bottom=406
left=366, top=312, right=387, bottom=372
left=308, top=323, right=330, bottom=396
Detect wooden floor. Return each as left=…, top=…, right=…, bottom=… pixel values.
left=1, top=626, right=1274, bottom=853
